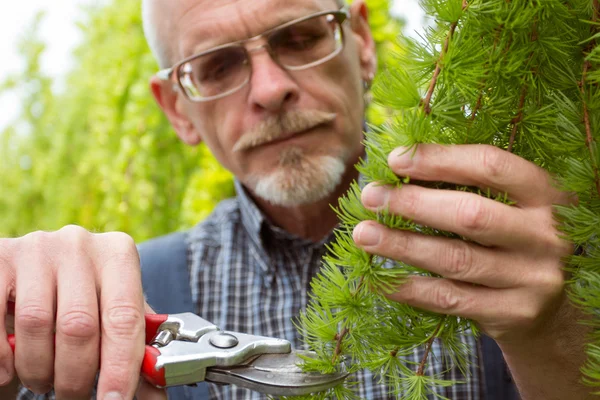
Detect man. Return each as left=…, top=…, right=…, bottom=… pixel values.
left=0, top=0, right=591, bottom=398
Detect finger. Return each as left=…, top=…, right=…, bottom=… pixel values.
left=384, top=275, right=563, bottom=338
left=387, top=144, right=559, bottom=207
left=353, top=220, right=528, bottom=288
left=14, top=232, right=56, bottom=394
left=94, top=233, right=145, bottom=400
left=361, top=182, right=560, bottom=249
left=53, top=227, right=100, bottom=399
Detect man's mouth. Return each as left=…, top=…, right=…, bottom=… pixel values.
left=233, top=111, right=336, bottom=152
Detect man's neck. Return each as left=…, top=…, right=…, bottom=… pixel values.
left=248, top=166, right=360, bottom=242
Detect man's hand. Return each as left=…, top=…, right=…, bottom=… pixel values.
left=353, top=144, right=590, bottom=398
left=0, top=226, right=166, bottom=399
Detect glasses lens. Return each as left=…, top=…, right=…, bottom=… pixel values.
left=269, top=13, right=343, bottom=68
left=177, top=46, right=249, bottom=100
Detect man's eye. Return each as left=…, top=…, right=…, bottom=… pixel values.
left=281, top=34, right=323, bottom=51
left=201, top=63, right=231, bottom=82
left=197, top=50, right=246, bottom=83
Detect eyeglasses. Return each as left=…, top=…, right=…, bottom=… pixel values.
left=156, top=7, right=349, bottom=102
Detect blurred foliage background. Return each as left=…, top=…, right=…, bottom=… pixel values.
left=0, top=0, right=403, bottom=241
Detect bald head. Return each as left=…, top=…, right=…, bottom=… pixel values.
left=141, top=0, right=347, bottom=68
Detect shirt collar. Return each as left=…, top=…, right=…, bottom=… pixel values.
left=234, top=179, right=265, bottom=239
left=234, top=179, right=333, bottom=248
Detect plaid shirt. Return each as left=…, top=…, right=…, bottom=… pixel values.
left=18, top=181, right=484, bottom=399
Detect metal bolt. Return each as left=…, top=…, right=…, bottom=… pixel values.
left=151, top=330, right=174, bottom=347
left=209, top=332, right=239, bottom=349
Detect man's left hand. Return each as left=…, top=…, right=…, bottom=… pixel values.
left=353, top=143, right=574, bottom=345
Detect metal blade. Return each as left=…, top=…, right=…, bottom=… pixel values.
left=205, top=350, right=348, bottom=396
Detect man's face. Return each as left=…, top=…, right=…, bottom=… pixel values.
left=155, top=0, right=375, bottom=207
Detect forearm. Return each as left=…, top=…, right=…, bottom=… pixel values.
left=500, top=299, right=593, bottom=400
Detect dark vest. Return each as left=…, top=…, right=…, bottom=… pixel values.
left=139, top=232, right=520, bottom=400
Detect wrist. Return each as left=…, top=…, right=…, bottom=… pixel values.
left=496, top=296, right=592, bottom=399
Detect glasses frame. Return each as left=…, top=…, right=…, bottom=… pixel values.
left=156, top=6, right=350, bottom=102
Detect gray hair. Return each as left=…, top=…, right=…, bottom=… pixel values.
left=142, top=0, right=173, bottom=68
left=142, top=0, right=348, bottom=69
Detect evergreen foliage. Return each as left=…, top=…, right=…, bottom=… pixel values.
left=298, top=0, right=600, bottom=398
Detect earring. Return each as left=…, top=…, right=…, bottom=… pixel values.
left=363, top=72, right=375, bottom=103
left=363, top=72, right=375, bottom=90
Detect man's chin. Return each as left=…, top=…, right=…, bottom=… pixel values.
left=248, top=155, right=347, bottom=208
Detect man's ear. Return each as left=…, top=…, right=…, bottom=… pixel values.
left=349, top=0, right=377, bottom=82
left=149, top=76, right=202, bottom=145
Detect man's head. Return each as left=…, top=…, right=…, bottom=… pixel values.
left=144, top=0, right=376, bottom=208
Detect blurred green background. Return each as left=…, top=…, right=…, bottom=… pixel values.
left=0, top=0, right=403, bottom=241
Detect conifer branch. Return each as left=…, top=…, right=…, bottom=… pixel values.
left=422, top=1, right=467, bottom=115
left=580, top=60, right=600, bottom=197
left=466, top=26, right=503, bottom=142
left=507, top=22, right=538, bottom=153
left=331, top=276, right=365, bottom=364
left=332, top=327, right=350, bottom=364
left=508, top=85, right=528, bottom=153
left=580, top=2, right=600, bottom=198
left=416, top=319, right=445, bottom=376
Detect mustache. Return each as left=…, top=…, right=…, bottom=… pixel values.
left=233, top=110, right=336, bottom=152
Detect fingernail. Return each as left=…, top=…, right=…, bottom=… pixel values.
left=104, top=392, right=124, bottom=400
left=388, top=146, right=413, bottom=169
left=362, top=184, right=390, bottom=209
left=355, top=223, right=381, bottom=246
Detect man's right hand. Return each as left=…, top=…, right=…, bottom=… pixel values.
left=0, top=225, right=160, bottom=399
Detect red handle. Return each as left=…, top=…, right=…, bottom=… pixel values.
left=141, top=345, right=167, bottom=387
left=6, top=301, right=169, bottom=387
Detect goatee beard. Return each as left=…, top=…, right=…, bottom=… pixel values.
left=247, top=148, right=347, bottom=207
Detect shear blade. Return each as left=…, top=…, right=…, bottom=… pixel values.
left=205, top=350, right=347, bottom=396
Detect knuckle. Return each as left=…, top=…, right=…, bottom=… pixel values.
left=0, top=238, right=16, bottom=265
left=390, top=231, right=412, bottom=256
left=57, top=224, right=89, bottom=236
left=97, top=232, right=139, bottom=264
left=535, top=268, right=565, bottom=296
left=456, top=196, right=490, bottom=233
left=400, top=187, right=421, bottom=218
left=481, top=145, right=511, bottom=182
left=513, top=303, right=539, bottom=327
left=432, top=283, right=460, bottom=311
left=57, top=310, right=99, bottom=341
left=107, top=232, right=136, bottom=251
left=19, top=230, right=52, bottom=252
left=427, top=145, right=449, bottom=175
left=103, top=304, right=144, bottom=337
left=57, top=225, right=91, bottom=249
left=444, top=241, right=473, bottom=278
left=16, top=304, right=54, bottom=334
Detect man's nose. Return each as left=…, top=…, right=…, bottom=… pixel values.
left=246, top=49, right=300, bottom=113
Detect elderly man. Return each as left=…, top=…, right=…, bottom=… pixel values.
left=1, top=0, right=592, bottom=399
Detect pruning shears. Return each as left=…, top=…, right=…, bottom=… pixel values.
left=7, top=302, right=347, bottom=396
